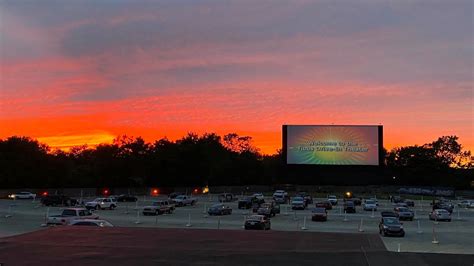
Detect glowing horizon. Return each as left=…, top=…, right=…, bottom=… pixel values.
left=0, top=1, right=472, bottom=155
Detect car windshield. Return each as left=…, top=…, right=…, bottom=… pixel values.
left=152, top=202, right=162, bottom=206
left=384, top=218, right=400, bottom=225
left=398, top=207, right=409, bottom=212
left=293, top=197, right=304, bottom=202
left=176, top=195, right=185, bottom=199
left=247, top=215, right=263, bottom=221
left=328, top=196, right=336, bottom=199
left=366, top=200, right=375, bottom=204
left=211, top=204, right=223, bottom=208
left=437, top=210, right=449, bottom=214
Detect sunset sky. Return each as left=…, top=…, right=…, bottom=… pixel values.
left=0, top=0, right=472, bottom=154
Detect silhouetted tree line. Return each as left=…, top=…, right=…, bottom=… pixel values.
left=0, top=134, right=471, bottom=189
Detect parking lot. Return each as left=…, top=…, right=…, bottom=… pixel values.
left=1, top=194, right=473, bottom=254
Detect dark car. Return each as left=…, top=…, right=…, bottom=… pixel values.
left=392, top=196, right=404, bottom=204
left=168, top=192, right=185, bottom=199
left=405, top=199, right=415, bottom=207
left=244, top=215, right=271, bottom=230
left=257, top=202, right=280, bottom=217
left=296, top=192, right=313, bottom=206
left=432, top=202, right=454, bottom=213
left=343, top=201, right=356, bottom=213
left=394, top=207, right=414, bottom=221
left=315, top=201, right=332, bottom=210
left=238, top=196, right=258, bottom=209
left=208, top=204, right=232, bottom=216
left=218, top=193, right=235, bottom=203
left=379, top=217, right=405, bottom=237
left=116, top=194, right=138, bottom=202
left=381, top=211, right=398, bottom=218
left=41, top=195, right=78, bottom=207
left=311, top=207, right=328, bottom=222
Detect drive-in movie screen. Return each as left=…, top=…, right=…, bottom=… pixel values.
left=285, top=125, right=381, bottom=165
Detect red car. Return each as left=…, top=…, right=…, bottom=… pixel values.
left=315, top=201, right=332, bottom=210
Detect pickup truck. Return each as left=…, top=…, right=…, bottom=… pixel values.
left=47, top=208, right=99, bottom=225
left=143, top=200, right=175, bottom=215
left=172, top=195, right=197, bottom=207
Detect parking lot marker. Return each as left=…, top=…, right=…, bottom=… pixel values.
left=134, top=210, right=141, bottom=224
left=431, top=224, right=439, bottom=244
left=456, top=209, right=461, bottom=220
left=242, top=216, right=246, bottom=229
left=343, top=211, right=348, bottom=222
left=397, top=243, right=401, bottom=252
left=417, top=220, right=423, bottom=234
left=186, top=213, right=192, bottom=227
left=371, top=208, right=375, bottom=218
left=301, top=216, right=308, bottom=231
left=358, top=218, right=364, bottom=232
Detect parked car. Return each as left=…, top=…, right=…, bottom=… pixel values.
left=69, top=219, right=114, bottom=227
left=252, top=193, right=265, bottom=204
left=380, top=211, right=398, bottom=218
left=143, top=200, right=174, bottom=215
left=392, top=196, right=404, bottom=203
left=8, top=192, right=36, bottom=200
left=218, top=193, right=235, bottom=202
left=47, top=208, right=98, bottom=226
left=296, top=192, right=313, bottom=205
left=343, top=201, right=356, bottom=213
left=244, top=215, right=271, bottom=230
left=368, top=198, right=379, bottom=206
left=272, top=190, right=288, bottom=204
left=85, top=198, right=117, bottom=210
left=208, top=204, right=233, bottom=216
left=311, top=208, right=328, bottom=222
left=405, top=199, right=415, bottom=207
left=379, top=217, right=405, bottom=237
left=315, top=201, right=333, bottom=210
left=394, top=202, right=408, bottom=208
left=257, top=202, right=280, bottom=217
left=173, top=195, right=197, bottom=207
left=115, top=194, right=138, bottom=202
left=394, top=207, right=414, bottom=221
left=291, top=197, right=306, bottom=210
left=327, top=195, right=338, bottom=206
left=363, top=199, right=377, bottom=211
left=429, top=209, right=452, bottom=222
left=238, top=196, right=258, bottom=209
left=41, top=195, right=78, bottom=207
left=458, top=200, right=474, bottom=208
left=168, top=192, right=185, bottom=199
left=432, top=201, right=454, bottom=213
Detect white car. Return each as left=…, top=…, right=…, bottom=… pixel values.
left=458, top=200, right=474, bottom=208
left=8, top=192, right=36, bottom=200
left=69, top=219, right=114, bottom=227
left=272, top=190, right=288, bottom=198
left=85, top=198, right=117, bottom=210
left=327, top=195, right=338, bottom=205
left=363, top=200, right=377, bottom=211
left=252, top=193, right=265, bottom=202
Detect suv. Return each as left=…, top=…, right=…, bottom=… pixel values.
left=257, top=202, right=280, bottom=217
left=327, top=195, right=338, bottom=206
left=343, top=201, right=356, bottom=213
left=143, top=200, right=174, bottom=215
left=291, top=197, right=306, bottom=210
left=85, top=198, right=117, bottom=210
left=41, top=195, right=78, bottom=207
left=238, top=196, right=258, bottom=209
left=244, top=215, right=271, bottom=230
left=218, top=193, right=235, bottom=202
left=394, top=207, right=414, bottom=221
left=296, top=192, right=313, bottom=206
left=379, top=216, right=405, bottom=237
left=272, top=190, right=288, bottom=204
